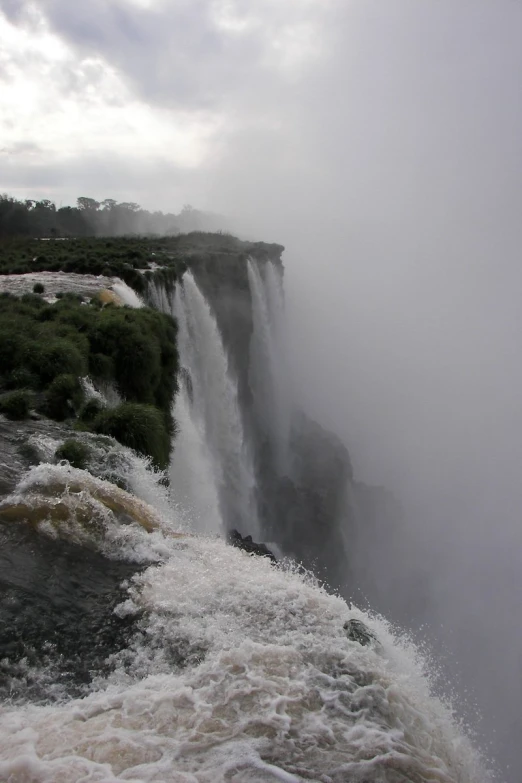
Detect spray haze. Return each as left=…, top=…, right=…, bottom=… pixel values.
left=208, top=3, right=522, bottom=777
left=3, top=0, right=522, bottom=777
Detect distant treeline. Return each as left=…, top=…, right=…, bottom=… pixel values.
left=0, top=195, right=228, bottom=238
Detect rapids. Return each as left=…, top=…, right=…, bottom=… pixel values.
left=0, top=463, right=487, bottom=783
left=0, top=272, right=141, bottom=306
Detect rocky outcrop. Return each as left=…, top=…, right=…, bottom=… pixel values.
left=227, top=529, right=277, bottom=562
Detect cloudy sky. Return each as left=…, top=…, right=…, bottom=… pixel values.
left=1, top=0, right=336, bottom=208
left=3, top=0, right=520, bottom=216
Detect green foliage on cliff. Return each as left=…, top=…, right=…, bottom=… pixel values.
left=0, top=234, right=283, bottom=296
left=92, top=403, right=171, bottom=469
left=55, top=439, right=91, bottom=470
left=0, top=390, right=32, bottom=420
left=44, top=374, right=84, bottom=421
left=0, top=292, right=178, bottom=466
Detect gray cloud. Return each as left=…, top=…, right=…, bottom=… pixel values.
left=11, top=0, right=314, bottom=110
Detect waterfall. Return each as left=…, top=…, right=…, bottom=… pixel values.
left=0, top=262, right=491, bottom=782
left=169, top=350, right=223, bottom=535
left=248, top=259, right=292, bottom=475
left=146, top=278, right=171, bottom=313
left=176, top=273, right=258, bottom=535
left=0, top=464, right=488, bottom=782
left=148, top=273, right=258, bottom=536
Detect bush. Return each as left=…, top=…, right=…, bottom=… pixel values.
left=6, top=366, right=38, bottom=390
left=92, top=403, right=171, bottom=468
left=21, top=293, right=45, bottom=307
left=88, top=352, right=114, bottom=381
left=32, top=338, right=86, bottom=385
left=55, top=439, right=91, bottom=469
left=44, top=374, right=84, bottom=421
left=79, top=398, right=104, bottom=423
left=33, top=282, right=45, bottom=294
left=0, top=390, right=32, bottom=420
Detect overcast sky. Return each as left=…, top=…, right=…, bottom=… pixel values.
left=2, top=0, right=520, bottom=215
left=1, top=0, right=336, bottom=208
left=3, top=1, right=522, bottom=776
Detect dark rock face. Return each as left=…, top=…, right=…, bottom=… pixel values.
left=189, top=243, right=284, bottom=408
left=187, top=248, right=355, bottom=592
left=227, top=529, right=277, bottom=562
left=0, top=416, right=74, bottom=496
left=155, top=234, right=393, bottom=599
left=343, top=618, right=376, bottom=647
left=0, top=520, right=141, bottom=701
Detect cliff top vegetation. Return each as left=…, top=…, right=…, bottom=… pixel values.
left=0, top=292, right=178, bottom=468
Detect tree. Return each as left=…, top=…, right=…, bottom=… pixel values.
left=77, top=197, right=100, bottom=212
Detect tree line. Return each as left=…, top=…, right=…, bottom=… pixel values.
left=0, top=194, right=227, bottom=238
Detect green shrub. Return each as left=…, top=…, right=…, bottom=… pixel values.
left=44, top=374, right=84, bottom=421
left=33, top=282, right=45, bottom=294
left=79, top=398, right=104, bottom=423
left=92, top=402, right=171, bottom=468
left=55, top=439, right=91, bottom=469
left=6, top=367, right=38, bottom=390
left=88, top=352, right=114, bottom=381
left=21, top=293, right=45, bottom=308
left=32, top=338, right=86, bottom=385
left=0, top=390, right=32, bottom=420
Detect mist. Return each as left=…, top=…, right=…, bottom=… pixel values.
left=204, top=2, right=522, bottom=778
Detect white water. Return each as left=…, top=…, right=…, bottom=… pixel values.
left=170, top=273, right=258, bottom=536
left=111, top=281, right=144, bottom=308
left=146, top=278, right=172, bottom=314
left=0, top=461, right=489, bottom=783
left=169, top=378, right=223, bottom=534
left=146, top=278, right=223, bottom=533
left=0, top=267, right=491, bottom=781
left=248, top=260, right=292, bottom=475
left=0, top=271, right=141, bottom=306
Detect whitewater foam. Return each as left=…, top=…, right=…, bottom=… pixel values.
left=0, top=468, right=489, bottom=782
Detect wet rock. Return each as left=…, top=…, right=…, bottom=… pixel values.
left=227, top=529, right=277, bottom=562
left=343, top=618, right=376, bottom=647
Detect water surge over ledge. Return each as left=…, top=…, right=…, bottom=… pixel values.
left=151, top=271, right=258, bottom=536
left=0, top=463, right=486, bottom=782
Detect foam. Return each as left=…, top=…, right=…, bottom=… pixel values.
left=0, top=528, right=489, bottom=782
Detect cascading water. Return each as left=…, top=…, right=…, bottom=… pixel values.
left=146, top=278, right=223, bottom=533
left=148, top=273, right=258, bottom=536
left=169, top=369, right=223, bottom=534
left=175, top=272, right=258, bottom=536
left=248, top=259, right=292, bottom=476
left=0, top=460, right=489, bottom=782
left=0, top=261, right=492, bottom=782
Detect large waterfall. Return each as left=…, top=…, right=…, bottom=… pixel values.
left=0, top=263, right=491, bottom=782
left=151, top=272, right=258, bottom=537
